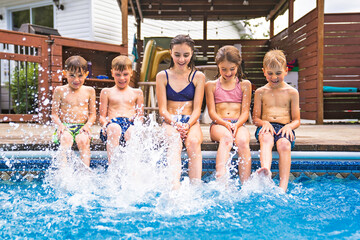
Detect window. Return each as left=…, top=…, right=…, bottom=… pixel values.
left=11, top=5, right=54, bottom=31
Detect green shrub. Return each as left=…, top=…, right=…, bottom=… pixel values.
left=10, top=62, right=38, bottom=114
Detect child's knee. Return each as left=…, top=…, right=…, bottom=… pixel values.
left=276, top=138, right=291, bottom=152
left=259, top=133, right=274, bottom=146
left=235, top=136, right=250, bottom=150
left=60, top=132, right=73, bottom=145
left=186, top=136, right=201, bottom=148
left=219, top=135, right=233, bottom=148
left=76, top=134, right=90, bottom=148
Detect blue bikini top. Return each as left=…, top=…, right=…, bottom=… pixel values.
left=165, top=70, right=197, bottom=102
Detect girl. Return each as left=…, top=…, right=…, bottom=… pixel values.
left=156, top=35, right=205, bottom=189
left=205, top=45, right=252, bottom=183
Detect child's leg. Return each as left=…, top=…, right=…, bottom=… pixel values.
left=184, top=122, right=203, bottom=182
left=234, top=126, right=251, bottom=183
left=276, top=138, right=292, bottom=192
left=106, top=123, right=122, bottom=163
left=210, top=124, right=234, bottom=180
left=59, top=131, right=73, bottom=165
left=164, top=123, right=182, bottom=189
left=258, top=132, right=274, bottom=171
left=75, top=132, right=91, bottom=167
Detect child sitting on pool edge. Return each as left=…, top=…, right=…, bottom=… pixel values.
left=253, top=49, right=300, bottom=192
left=99, top=55, right=144, bottom=163
left=51, top=55, right=97, bottom=167
left=205, top=45, right=252, bottom=184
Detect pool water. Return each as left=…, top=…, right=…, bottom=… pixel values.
left=1, top=171, right=360, bottom=239
left=1, top=122, right=359, bottom=239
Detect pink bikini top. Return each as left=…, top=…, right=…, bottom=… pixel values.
left=214, top=78, right=243, bottom=104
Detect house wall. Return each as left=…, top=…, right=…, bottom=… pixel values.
left=0, top=0, right=123, bottom=45
left=55, top=0, right=92, bottom=40
left=92, top=0, right=122, bottom=45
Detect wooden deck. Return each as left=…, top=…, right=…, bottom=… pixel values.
left=0, top=123, right=359, bottom=152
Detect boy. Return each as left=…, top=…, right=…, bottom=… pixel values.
left=99, top=55, right=144, bottom=163
left=253, top=50, right=300, bottom=192
left=51, top=55, right=96, bottom=167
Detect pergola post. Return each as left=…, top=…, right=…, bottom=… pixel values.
left=316, top=0, right=324, bottom=124
left=121, top=0, right=128, bottom=49
left=288, top=0, right=294, bottom=26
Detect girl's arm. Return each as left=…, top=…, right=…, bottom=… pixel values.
left=235, top=80, right=252, bottom=127
left=156, top=71, right=174, bottom=125
left=187, top=71, right=205, bottom=127
left=205, top=80, right=231, bottom=128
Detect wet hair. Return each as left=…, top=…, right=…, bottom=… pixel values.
left=263, top=49, right=287, bottom=70
left=64, top=56, right=87, bottom=73
left=112, top=55, right=132, bottom=71
left=169, top=34, right=196, bottom=70
left=215, top=45, right=245, bottom=80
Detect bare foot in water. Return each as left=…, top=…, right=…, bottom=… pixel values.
left=256, top=167, right=271, bottom=178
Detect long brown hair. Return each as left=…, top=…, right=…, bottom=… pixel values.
left=215, top=45, right=246, bottom=80
left=169, top=34, right=196, bottom=70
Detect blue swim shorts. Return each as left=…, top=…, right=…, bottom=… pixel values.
left=255, top=122, right=295, bottom=149
left=171, top=114, right=191, bottom=124
left=100, top=117, right=134, bottom=146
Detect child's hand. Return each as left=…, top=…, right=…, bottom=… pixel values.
left=58, top=124, right=67, bottom=136
left=231, top=123, right=240, bottom=138
left=81, top=125, right=92, bottom=138
left=176, top=122, right=190, bottom=139
left=278, top=125, right=295, bottom=141
left=259, top=121, right=275, bottom=135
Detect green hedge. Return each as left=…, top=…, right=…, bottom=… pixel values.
left=10, top=62, right=38, bottom=114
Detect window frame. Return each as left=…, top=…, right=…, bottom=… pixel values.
left=7, top=1, right=56, bottom=30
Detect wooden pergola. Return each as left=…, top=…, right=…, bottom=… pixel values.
left=118, top=0, right=308, bottom=45
left=117, top=0, right=328, bottom=124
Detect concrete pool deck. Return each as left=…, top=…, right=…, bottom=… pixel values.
left=0, top=122, right=359, bottom=152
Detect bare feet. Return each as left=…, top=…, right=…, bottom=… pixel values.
left=256, top=167, right=271, bottom=178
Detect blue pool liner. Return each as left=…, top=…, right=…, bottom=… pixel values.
left=1, top=151, right=359, bottom=172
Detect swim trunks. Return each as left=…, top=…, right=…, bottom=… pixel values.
left=171, top=114, right=191, bottom=124
left=100, top=117, right=134, bottom=147
left=165, top=70, right=197, bottom=102
left=53, top=123, right=85, bottom=144
left=255, top=122, right=295, bottom=149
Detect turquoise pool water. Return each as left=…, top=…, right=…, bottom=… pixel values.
left=1, top=122, right=359, bottom=239
left=1, top=172, right=360, bottom=239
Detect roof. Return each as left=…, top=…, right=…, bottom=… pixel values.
left=128, top=0, right=285, bottom=21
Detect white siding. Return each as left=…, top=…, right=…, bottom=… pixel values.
left=55, top=0, right=92, bottom=40
left=92, top=0, right=122, bottom=44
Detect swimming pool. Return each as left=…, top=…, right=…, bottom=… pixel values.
left=0, top=165, right=360, bottom=239
left=1, top=121, right=359, bottom=239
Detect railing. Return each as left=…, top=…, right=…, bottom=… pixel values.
left=0, top=30, right=49, bottom=123
left=0, top=29, right=127, bottom=123
left=138, top=82, right=158, bottom=116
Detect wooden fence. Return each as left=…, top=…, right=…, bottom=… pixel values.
left=323, top=13, right=360, bottom=120
left=270, top=9, right=321, bottom=122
